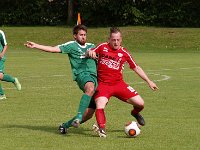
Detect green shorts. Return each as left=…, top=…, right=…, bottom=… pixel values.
left=0, top=60, right=5, bottom=73
left=75, top=72, right=98, bottom=92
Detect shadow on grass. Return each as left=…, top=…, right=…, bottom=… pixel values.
left=1, top=125, right=128, bottom=138
left=1, top=124, right=97, bottom=137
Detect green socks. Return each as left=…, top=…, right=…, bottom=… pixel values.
left=63, top=94, right=92, bottom=128
left=63, top=116, right=76, bottom=128
left=0, top=74, right=15, bottom=95
left=76, top=94, right=92, bottom=121
left=0, top=84, right=4, bottom=95
left=2, top=74, right=15, bottom=83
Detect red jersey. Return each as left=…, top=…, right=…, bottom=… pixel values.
left=92, top=42, right=137, bottom=84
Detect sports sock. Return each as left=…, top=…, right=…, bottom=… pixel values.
left=0, top=84, right=4, bottom=95
left=63, top=116, right=76, bottom=128
left=76, top=94, right=92, bottom=121
left=131, top=106, right=144, bottom=115
left=95, top=109, right=106, bottom=129
left=2, top=74, right=15, bottom=83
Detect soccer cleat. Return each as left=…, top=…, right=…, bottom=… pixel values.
left=92, top=124, right=106, bottom=138
left=71, top=119, right=80, bottom=128
left=92, top=124, right=99, bottom=133
left=0, top=94, right=6, bottom=100
left=14, top=78, right=21, bottom=91
left=58, top=123, right=68, bottom=134
left=131, top=112, right=145, bottom=126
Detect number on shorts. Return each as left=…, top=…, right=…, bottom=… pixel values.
left=127, top=86, right=135, bottom=92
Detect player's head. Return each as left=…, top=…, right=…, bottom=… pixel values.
left=73, top=24, right=87, bottom=45
left=108, top=27, right=122, bottom=50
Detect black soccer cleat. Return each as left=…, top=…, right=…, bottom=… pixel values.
left=131, top=112, right=145, bottom=126
left=58, top=123, right=68, bottom=134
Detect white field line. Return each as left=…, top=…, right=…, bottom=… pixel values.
left=126, top=73, right=171, bottom=85
left=146, top=66, right=200, bottom=72
left=3, top=66, right=200, bottom=90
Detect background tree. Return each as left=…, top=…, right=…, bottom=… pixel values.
left=0, top=0, right=199, bottom=27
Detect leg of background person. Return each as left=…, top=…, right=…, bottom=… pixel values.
left=2, top=74, right=15, bottom=83
left=0, top=83, right=5, bottom=98
left=0, top=73, right=5, bottom=98
left=1, top=73, right=21, bottom=90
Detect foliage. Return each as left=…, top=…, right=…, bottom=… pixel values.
left=0, top=0, right=199, bottom=27
left=78, top=0, right=200, bottom=27
left=0, top=0, right=67, bottom=26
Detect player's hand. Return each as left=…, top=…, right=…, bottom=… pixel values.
left=148, top=80, right=159, bottom=91
left=24, top=41, right=37, bottom=48
left=87, top=50, right=98, bottom=59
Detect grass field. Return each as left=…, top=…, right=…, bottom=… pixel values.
left=0, top=26, right=200, bottom=150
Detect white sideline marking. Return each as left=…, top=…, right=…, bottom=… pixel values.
left=146, top=66, right=200, bottom=72
left=127, top=73, right=171, bottom=85
left=3, top=66, right=200, bottom=90
left=22, top=74, right=66, bottom=78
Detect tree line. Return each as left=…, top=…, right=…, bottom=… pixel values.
left=0, top=0, right=199, bottom=27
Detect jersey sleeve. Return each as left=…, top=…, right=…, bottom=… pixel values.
left=58, top=41, right=73, bottom=54
left=123, top=48, right=137, bottom=69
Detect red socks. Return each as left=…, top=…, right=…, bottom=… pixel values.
left=95, top=109, right=106, bottom=129
left=131, top=106, right=144, bottom=115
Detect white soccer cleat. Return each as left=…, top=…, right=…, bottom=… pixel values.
left=92, top=124, right=106, bottom=138
left=0, top=94, right=6, bottom=100
left=14, top=78, right=21, bottom=91
left=92, top=124, right=99, bottom=132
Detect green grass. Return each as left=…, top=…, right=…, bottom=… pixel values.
left=0, top=26, right=200, bottom=150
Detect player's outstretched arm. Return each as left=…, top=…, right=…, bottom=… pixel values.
left=133, top=66, right=159, bottom=91
left=24, top=41, right=61, bottom=53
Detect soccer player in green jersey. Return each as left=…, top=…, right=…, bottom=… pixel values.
left=25, top=25, right=97, bottom=134
left=0, top=30, right=21, bottom=100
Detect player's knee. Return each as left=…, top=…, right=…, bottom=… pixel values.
left=95, top=100, right=107, bottom=109
left=137, top=100, right=144, bottom=108
left=84, top=86, right=95, bottom=96
left=139, top=100, right=144, bottom=107
left=128, top=97, right=144, bottom=108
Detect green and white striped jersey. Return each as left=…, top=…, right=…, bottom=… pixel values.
left=59, top=41, right=97, bottom=80
left=0, top=30, right=7, bottom=61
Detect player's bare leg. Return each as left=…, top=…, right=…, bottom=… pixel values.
left=127, top=95, right=145, bottom=126
left=94, top=97, right=108, bottom=137
left=0, top=73, right=21, bottom=100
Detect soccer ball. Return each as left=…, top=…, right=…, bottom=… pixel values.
left=124, top=121, right=141, bottom=137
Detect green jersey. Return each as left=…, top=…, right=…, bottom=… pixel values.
left=0, top=30, right=7, bottom=61
left=59, top=41, right=97, bottom=80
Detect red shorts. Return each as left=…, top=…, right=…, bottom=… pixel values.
left=94, top=80, right=139, bottom=102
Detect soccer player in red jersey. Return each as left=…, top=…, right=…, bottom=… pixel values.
left=87, top=27, right=158, bottom=137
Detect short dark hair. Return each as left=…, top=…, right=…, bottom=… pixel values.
left=110, top=27, right=121, bottom=36
left=73, top=24, right=87, bottom=35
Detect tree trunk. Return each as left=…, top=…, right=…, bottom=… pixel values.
left=67, top=0, right=73, bottom=25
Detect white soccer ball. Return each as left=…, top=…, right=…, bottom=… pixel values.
left=124, top=121, right=141, bottom=137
